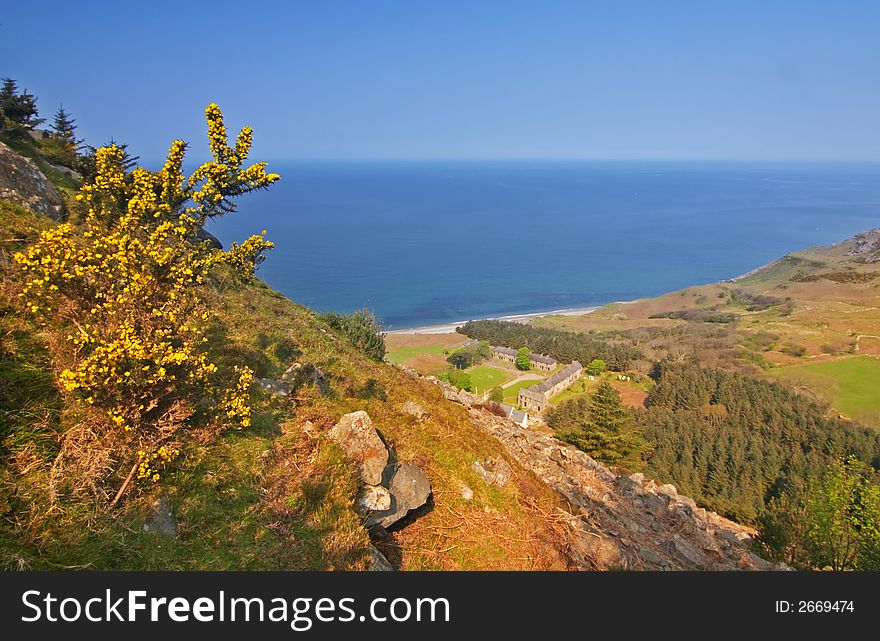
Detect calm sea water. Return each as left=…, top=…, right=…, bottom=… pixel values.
left=206, top=161, right=880, bottom=330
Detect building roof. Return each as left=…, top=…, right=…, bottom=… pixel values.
left=520, top=361, right=583, bottom=397
left=493, top=346, right=518, bottom=357
left=530, top=353, right=557, bottom=365
left=497, top=402, right=514, bottom=415
left=509, top=408, right=528, bottom=424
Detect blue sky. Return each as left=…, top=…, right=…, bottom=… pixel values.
left=2, top=0, right=879, bottom=161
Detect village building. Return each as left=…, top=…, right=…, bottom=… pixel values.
left=496, top=402, right=529, bottom=428
left=491, top=346, right=558, bottom=371
left=518, top=361, right=583, bottom=412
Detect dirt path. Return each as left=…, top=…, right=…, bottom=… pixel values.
left=500, top=372, right=543, bottom=389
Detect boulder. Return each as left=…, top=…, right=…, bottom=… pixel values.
left=460, top=485, right=474, bottom=501
left=401, top=401, right=428, bottom=421
left=143, top=498, right=178, bottom=538
left=358, top=485, right=392, bottom=512
left=328, top=411, right=389, bottom=485
left=256, top=378, right=293, bottom=396
left=0, top=141, right=65, bottom=220
left=281, top=362, right=303, bottom=382
left=639, top=547, right=667, bottom=567
left=368, top=545, right=395, bottom=571
left=472, top=456, right=513, bottom=488
left=366, top=463, right=432, bottom=529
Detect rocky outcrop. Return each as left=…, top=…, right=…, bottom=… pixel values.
left=0, top=141, right=65, bottom=220
left=366, top=462, right=432, bottom=529
left=472, top=456, right=512, bottom=488
left=842, top=227, right=880, bottom=261
left=328, top=410, right=433, bottom=547
left=433, top=378, right=785, bottom=571
left=329, top=411, right=389, bottom=485
left=256, top=361, right=329, bottom=397
left=401, top=401, right=428, bottom=422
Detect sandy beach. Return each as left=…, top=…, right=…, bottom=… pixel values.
left=386, top=305, right=602, bottom=335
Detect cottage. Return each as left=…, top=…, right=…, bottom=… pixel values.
left=491, top=346, right=558, bottom=371
left=518, top=361, right=583, bottom=412
left=492, top=346, right=518, bottom=364
left=496, top=402, right=529, bottom=428
left=529, top=352, right=557, bottom=371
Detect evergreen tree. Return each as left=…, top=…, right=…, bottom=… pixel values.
left=549, top=381, right=650, bottom=469
left=0, top=79, right=44, bottom=129
left=51, top=105, right=80, bottom=147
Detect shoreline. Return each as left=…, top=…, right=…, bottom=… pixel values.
left=385, top=305, right=604, bottom=335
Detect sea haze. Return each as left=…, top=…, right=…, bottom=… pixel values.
left=206, top=161, right=880, bottom=330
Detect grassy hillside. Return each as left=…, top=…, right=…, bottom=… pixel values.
left=0, top=197, right=570, bottom=571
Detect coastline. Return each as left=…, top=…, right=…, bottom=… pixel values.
left=385, top=305, right=603, bottom=335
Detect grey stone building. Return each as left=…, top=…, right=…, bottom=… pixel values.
left=518, top=361, right=583, bottom=412
left=491, top=346, right=558, bottom=371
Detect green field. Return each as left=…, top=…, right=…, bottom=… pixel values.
left=502, top=379, right=540, bottom=405
left=767, top=355, right=880, bottom=427
left=385, top=342, right=451, bottom=364
left=466, top=365, right=516, bottom=394
left=549, top=378, right=594, bottom=404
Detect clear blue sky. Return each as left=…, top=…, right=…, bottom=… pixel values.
left=2, top=0, right=879, bottom=161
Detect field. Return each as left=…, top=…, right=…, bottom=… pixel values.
left=465, top=365, right=516, bottom=394
left=767, top=356, right=880, bottom=427
left=385, top=333, right=468, bottom=375
left=502, top=379, right=540, bottom=404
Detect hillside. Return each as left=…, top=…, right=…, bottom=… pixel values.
left=0, top=114, right=789, bottom=571
left=533, top=228, right=880, bottom=427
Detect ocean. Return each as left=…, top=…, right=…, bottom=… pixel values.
left=206, top=161, right=880, bottom=330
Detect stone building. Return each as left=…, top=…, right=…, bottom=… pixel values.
left=518, top=361, right=583, bottom=412
left=492, top=346, right=558, bottom=371
left=496, top=402, right=529, bottom=428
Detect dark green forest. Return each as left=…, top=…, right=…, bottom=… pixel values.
left=457, top=319, right=641, bottom=371
left=641, top=361, right=880, bottom=523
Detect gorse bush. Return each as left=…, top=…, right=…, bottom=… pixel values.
left=13, top=103, right=279, bottom=493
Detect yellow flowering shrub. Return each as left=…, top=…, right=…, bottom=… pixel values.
left=13, top=104, right=279, bottom=489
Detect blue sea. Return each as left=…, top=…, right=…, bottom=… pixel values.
left=206, top=161, right=880, bottom=330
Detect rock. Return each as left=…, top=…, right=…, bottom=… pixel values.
left=358, top=485, right=392, bottom=512
left=368, top=545, right=395, bottom=571
left=460, top=485, right=474, bottom=501
left=549, top=448, right=565, bottom=464
left=472, top=456, right=513, bottom=488
left=143, top=498, right=178, bottom=538
left=666, top=534, right=703, bottom=568
left=639, top=548, right=667, bottom=567
left=281, top=362, right=303, bottom=381
left=629, top=472, right=645, bottom=484
left=0, top=141, right=65, bottom=219
left=256, top=378, right=293, bottom=396
left=401, top=401, right=428, bottom=421
left=328, top=411, right=389, bottom=485
left=367, top=463, right=432, bottom=529
left=658, top=483, right=678, bottom=497
left=49, top=163, right=82, bottom=182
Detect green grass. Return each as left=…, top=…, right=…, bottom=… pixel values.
left=502, top=379, right=540, bottom=405
left=385, top=342, right=451, bottom=364
left=550, top=378, right=595, bottom=404
left=464, top=365, right=515, bottom=394
left=767, top=356, right=880, bottom=427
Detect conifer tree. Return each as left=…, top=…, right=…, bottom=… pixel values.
left=51, top=105, right=80, bottom=147
left=549, top=380, right=650, bottom=469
